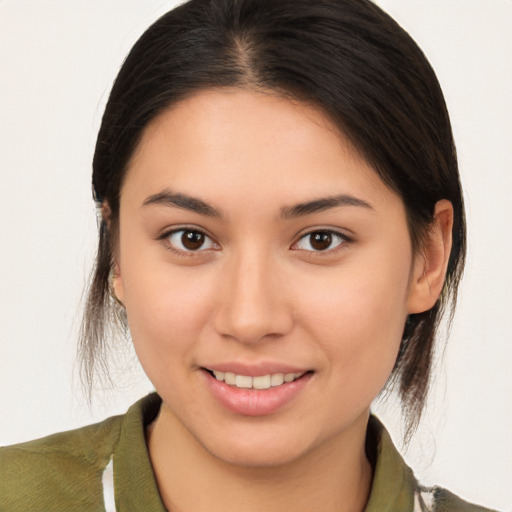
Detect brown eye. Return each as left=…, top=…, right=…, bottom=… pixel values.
left=167, top=229, right=216, bottom=252
left=310, top=232, right=332, bottom=251
left=182, top=231, right=205, bottom=250
left=294, top=230, right=346, bottom=252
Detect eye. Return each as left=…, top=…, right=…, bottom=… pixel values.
left=293, top=230, right=347, bottom=252
left=165, top=229, right=217, bottom=252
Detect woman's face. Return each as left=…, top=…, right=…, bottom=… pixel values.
left=115, top=89, right=426, bottom=466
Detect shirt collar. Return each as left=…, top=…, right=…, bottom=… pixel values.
left=114, top=394, right=416, bottom=511
left=114, top=393, right=167, bottom=511
left=364, top=415, right=416, bottom=511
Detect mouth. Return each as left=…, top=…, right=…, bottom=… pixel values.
left=201, top=366, right=314, bottom=416
left=203, top=368, right=313, bottom=390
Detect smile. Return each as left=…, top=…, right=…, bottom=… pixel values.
left=208, top=370, right=306, bottom=390
left=203, top=367, right=314, bottom=415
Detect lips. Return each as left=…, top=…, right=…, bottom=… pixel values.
left=201, top=365, right=313, bottom=416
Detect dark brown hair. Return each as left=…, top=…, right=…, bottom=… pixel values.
left=80, top=0, right=466, bottom=437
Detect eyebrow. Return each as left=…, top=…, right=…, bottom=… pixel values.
left=280, top=194, right=374, bottom=219
left=141, top=189, right=373, bottom=219
left=141, top=190, right=223, bottom=217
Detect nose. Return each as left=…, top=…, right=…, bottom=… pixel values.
left=212, top=249, right=293, bottom=344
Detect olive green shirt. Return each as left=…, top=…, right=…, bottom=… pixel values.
left=0, top=394, right=496, bottom=511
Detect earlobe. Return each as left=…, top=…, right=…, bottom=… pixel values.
left=102, top=201, right=125, bottom=305
left=407, top=200, right=453, bottom=314
left=110, top=263, right=125, bottom=306
left=101, top=201, right=112, bottom=228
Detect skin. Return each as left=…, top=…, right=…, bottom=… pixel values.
left=112, top=88, right=453, bottom=512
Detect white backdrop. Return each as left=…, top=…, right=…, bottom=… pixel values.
left=0, top=1, right=510, bottom=510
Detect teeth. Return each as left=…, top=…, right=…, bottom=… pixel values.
left=211, top=370, right=304, bottom=389
left=270, top=373, right=284, bottom=386
left=235, top=375, right=252, bottom=388
left=284, top=373, right=296, bottom=383
left=253, top=375, right=271, bottom=390
left=225, top=372, right=236, bottom=385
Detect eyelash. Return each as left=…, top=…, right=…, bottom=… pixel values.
left=292, top=230, right=351, bottom=254
left=159, top=227, right=219, bottom=256
left=159, top=227, right=352, bottom=256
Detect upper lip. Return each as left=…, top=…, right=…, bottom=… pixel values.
left=201, top=362, right=311, bottom=377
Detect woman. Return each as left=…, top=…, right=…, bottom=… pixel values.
left=0, top=0, right=501, bottom=510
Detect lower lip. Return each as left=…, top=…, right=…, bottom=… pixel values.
left=202, top=370, right=313, bottom=416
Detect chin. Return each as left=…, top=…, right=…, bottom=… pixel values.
left=206, top=438, right=307, bottom=469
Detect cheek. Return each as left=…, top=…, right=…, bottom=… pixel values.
left=301, top=259, right=409, bottom=334
left=121, top=258, right=216, bottom=370
left=297, top=256, right=410, bottom=389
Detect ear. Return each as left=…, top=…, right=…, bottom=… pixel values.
left=111, top=262, right=125, bottom=305
left=102, top=201, right=126, bottom=304
left=407, top=200, right=453, bottom=314
left=101, top=201, right=112, bottom=228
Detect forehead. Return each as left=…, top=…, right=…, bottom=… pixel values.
left=123, top=88, right=398, bottom=213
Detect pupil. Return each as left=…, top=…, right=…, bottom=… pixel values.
left=182, top=231, right=205, bottom=250
left=311, top=232, right=332, bottom=251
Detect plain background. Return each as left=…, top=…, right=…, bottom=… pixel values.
left=0, top=1, right=510, bottom=510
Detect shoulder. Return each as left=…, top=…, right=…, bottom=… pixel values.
left=416, top=486, right=499, bottom=512
left=367, top=415, right=498, bottom=512
left=0, top=414, right=122, bottom=511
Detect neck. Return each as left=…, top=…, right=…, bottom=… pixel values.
left=147, top=405, right=373, bottom=512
